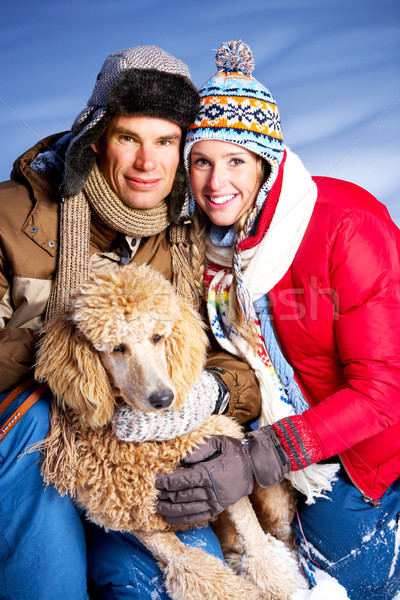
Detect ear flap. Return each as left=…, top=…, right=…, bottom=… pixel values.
left=35, top=313, right=115, bottom=428
left=164, top=299, right=209, bottom=403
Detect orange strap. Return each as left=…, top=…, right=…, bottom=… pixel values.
left=0, top=381, right=48, bottom=443
left=0, top=378, right=36, bottom=419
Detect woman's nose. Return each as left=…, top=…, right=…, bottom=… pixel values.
left=207, top=165, right=226, bottom=190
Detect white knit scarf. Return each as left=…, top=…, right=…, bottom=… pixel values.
left=111, top=371, right=218, bottom=442
left=205, top=148, right=317, bottom=283
left=205, top=148, right=339, bottom=503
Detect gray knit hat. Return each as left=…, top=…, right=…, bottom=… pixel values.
left=63, top=45, right=200, bottom=214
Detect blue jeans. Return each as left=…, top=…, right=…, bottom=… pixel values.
left=295, top=467, right=400, bottom=600
left=0, top=383, right=223, bottom=600
left=0, top=384, right=88, bottom=600
left=84, top=521, right=224, bottom=599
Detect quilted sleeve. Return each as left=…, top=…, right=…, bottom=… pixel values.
left=303, top=208, right=400, bottom=457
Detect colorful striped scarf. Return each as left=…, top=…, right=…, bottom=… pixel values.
left=205, top=263, right=339, bottom=502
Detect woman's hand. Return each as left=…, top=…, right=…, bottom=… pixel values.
left=155, top=426, right=290, bottom=525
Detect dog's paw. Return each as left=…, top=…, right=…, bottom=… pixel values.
left=161, top=545, right=266, bottom=600
left=240, top=532, right=301, bottom=599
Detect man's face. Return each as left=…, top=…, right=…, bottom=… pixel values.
left=92, top=115, right=182, bottom=209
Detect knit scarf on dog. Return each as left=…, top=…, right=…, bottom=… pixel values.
left=45, top=163, right=170, bottom=321
left=111, top=371, right=218, bottom=442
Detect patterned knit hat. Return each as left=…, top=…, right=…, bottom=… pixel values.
left=64, top=44, right=200, bottom=210
left=184, top=40, right=285, bottom=321
left=184, top=40, right=284, bottom=217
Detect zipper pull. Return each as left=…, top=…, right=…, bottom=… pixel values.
left=362, top=495, right=382, bottom=508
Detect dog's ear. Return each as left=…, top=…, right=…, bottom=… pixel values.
left=164, top=299, right=209, bottom=403
left=35, top=313, right=114, bottom=428
left=41, top=401, right=78, bottom=497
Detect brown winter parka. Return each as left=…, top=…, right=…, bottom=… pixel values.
left=0, top=134, right=260, bottom=424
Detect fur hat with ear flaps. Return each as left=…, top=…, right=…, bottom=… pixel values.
left=45, top=46, right=200, bottom=323
left=64, top=45, right=200, bottom=211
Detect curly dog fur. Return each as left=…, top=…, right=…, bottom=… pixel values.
left=35, top=263, right=301, bottom=600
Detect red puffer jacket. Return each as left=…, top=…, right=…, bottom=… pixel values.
left=270, top=176, right=400, bottom=501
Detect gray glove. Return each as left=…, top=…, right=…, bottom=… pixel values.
left=155, top=426, right=290, bottom=525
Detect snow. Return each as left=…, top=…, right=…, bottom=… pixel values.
left=388, top=517, right=400, bottom=579
left=293, top=568, right=349, bottom=599
left=297, top=539, right=333, bottom=568
left=149, top=576, right=164, bottom=600
left=362, top=527, right=376, bottom=543
left=293, top=570, right=349, bottom=599
left=1, top=0, right=399, bottom=221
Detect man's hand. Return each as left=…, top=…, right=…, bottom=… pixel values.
left=155, top=426, right=290, bottom=525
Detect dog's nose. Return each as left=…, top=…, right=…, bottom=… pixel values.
left=149, top=389, right=174, bottom=410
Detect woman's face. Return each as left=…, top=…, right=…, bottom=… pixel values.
left=190, top=140, right=262, bottom=227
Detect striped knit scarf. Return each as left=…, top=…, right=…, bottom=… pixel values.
left=45, top=163, right=170, bottom=322
left=205, top=264, right=298, bottom=423
left=205, top=263, right=339, bottom=501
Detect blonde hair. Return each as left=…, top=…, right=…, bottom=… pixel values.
left=189, top=209, right=208, bottom=304
left=189, top=156, right=267, bottom=351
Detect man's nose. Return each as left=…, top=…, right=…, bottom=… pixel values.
left=134, top=144, right=156, bottom=171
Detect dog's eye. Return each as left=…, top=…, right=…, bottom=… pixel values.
left=152, top=334, right=163, bottom=344
left=112, top=344, right=126, bottom=353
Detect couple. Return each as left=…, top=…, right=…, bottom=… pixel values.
left=1, top=41, right=399, bottom=600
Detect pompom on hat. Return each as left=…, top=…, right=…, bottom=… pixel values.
left=184, top=40, right=285, bottom=321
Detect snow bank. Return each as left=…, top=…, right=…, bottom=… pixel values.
left=293, top=568, right=349, bottom=600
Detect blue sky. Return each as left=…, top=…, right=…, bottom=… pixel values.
left=1, top=0, right=399, bottom=221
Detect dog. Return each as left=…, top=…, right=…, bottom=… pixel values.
left=35, top=263, right=301, bottom=600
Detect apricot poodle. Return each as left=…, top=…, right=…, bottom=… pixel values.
left=35, top=263, right=301, bottom=600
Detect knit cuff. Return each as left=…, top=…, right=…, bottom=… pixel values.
left=272, top=415, right=324, bottom=471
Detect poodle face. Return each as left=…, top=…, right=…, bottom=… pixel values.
left=96, top=319, right=177, bottom=412
left=36, top=263, right=208, bottom=427
left=70, top=265, right=185, bottom=414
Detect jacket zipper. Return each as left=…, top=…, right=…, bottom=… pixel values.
left=339, top=457, right=382, bottom=508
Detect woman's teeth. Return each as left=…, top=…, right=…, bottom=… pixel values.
left=208, top=194, right=236, bottom=205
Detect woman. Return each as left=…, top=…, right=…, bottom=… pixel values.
left=156, top=40, right=400, bottom=599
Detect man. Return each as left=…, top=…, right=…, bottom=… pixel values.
left=0, top=45, right=261, bottom=599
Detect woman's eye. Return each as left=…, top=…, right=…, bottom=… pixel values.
left=152, top=334, right=163, bottom=344
left=112, top=344, right=126, bottom=353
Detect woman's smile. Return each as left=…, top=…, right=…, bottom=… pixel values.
left=190, top=140, right=262, bottom=226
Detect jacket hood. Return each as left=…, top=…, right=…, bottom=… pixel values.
left=10, top=132, right=71, bottom=200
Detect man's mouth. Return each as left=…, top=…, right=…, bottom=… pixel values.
left=126, top=177, right=160, bottom=189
